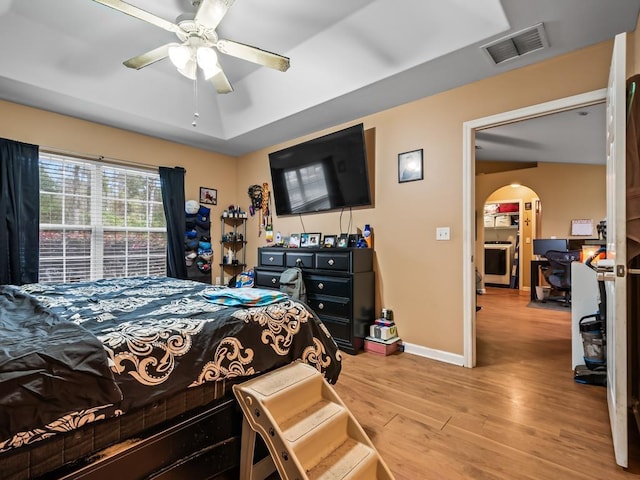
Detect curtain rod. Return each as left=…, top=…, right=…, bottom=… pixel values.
left=39, top=146, right=159, bottom=171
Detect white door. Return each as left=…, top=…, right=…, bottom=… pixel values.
left=605, top=31, right=628, bottom=468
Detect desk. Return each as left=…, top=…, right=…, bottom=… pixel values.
left=530, top=259, right=550, bottom=301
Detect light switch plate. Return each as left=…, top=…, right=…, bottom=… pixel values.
left=436, top=227, right=450, bottom=241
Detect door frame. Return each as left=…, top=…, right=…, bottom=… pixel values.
left=462, top=88, right=607, bottom=368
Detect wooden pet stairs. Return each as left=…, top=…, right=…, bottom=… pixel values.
left=233, top=362, right=395, bottom=480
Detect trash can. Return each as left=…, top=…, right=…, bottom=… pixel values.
left=535, top=286, right=551, bottom=301
left=579, top=313, right=605, bottom=369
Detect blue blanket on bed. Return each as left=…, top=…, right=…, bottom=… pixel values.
left=201, top=287, right=289, bottom=306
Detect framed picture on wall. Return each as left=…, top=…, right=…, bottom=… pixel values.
left=398, top=149, right=423, bottom=183
left=199, top=187, right=217, bottom=205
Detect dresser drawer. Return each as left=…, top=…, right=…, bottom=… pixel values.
left=307, top=294, right=350, bottom=319
left=259, top=250, right=285, bottom=267
left=315, top=252, right=350, bottom=271
left=285, top=251, right=314, bottom=268
left=254, top=269, right=281, bottom=289
left=319, top=317, right=351, bottom=344
left=305, top=274, right=351, bottom=297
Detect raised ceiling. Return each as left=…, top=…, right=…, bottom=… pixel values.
left=0, top=0, right=638, bottom=156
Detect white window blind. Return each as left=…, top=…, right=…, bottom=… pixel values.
left=39, top=153, right=167, bottom=283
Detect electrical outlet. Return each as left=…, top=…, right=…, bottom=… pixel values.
left=436, top=227, right=450, bottom=241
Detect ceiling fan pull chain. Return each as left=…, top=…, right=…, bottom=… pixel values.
left=192, top=76, right=199, bottom=127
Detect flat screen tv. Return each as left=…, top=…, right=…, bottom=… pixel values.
left=268, top=123, right=371, bottom=216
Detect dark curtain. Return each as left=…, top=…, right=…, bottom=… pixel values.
left=159, top=166, right=187, bottom=279
left=0, top=139, right=39, bottom=285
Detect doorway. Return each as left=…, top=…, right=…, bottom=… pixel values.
left=462, top=89, right=607, bottom=368
left=481, top=186, right=539, bottom=292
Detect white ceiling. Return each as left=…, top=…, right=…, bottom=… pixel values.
left=0, top=0, right=638, bottom=157
left=475, top=103, right=607, bottom=165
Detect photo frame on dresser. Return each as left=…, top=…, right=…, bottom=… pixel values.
left=299, top=233, right=310, bottom=247
left=337, top=234, right=349, bottom=248
left=323, top=235, right=337, bottom=247
left=307, top=233, right=321, bottom=247
left=289, top=234, right=300, bottom=248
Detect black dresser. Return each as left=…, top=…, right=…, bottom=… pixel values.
left=254, top=247, right=375, bottom=354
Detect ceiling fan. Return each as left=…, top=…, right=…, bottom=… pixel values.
left=91, top=0, right=290, bottom=94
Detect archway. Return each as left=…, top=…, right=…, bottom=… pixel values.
left=480, top=184, right=539, bottom=293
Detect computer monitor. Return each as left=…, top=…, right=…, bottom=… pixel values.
left=532, top=238, right=568, bottom=257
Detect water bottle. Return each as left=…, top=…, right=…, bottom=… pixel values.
left=363, top=224, right=372, bottom=248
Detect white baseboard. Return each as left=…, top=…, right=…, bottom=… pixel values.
left=402, top=342, right=465, bottom=366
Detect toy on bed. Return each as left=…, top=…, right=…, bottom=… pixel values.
left=0, top=276, right=341, bottom=479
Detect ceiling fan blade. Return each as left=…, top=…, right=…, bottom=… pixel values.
left=195, top=0, right=235, bottom=30
left=210, top=67, right=234, bottom=94
left=123, top=43, right=179, bottom=69
left=217, top=39, right=290, bottom=72
left=91, top=0, right=181, bottom=34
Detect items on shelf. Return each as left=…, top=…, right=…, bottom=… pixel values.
left=222, top=205, right=247, bottom=218
left=185, top=200, right=212, bottom=283
left=220, top=212, right=247, bottom=285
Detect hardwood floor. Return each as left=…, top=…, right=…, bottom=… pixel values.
left=332, top=287, right=640, bottom=479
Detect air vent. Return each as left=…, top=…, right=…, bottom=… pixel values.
left=481, top=23, right=549, bottom=65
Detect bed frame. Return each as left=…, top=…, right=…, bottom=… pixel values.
left=3, top=383, right=247, bottom=480
left=48, top=397, right=243, bottom=480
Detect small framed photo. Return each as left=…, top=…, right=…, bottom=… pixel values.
left=307, top=233, right=321, bottom=247
left=199, top=187, right=217, bottom=205
left=398, top=149, right=423, bottom=183
left=289, top=233, right=300, bottom=248
left=337, top=234, right=349, bottom=248
left=323, top=235, right=337, bottom=247
left=300, top=233, right=310, bottom=247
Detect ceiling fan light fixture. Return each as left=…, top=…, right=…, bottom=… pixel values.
left=169, top=44, right=193, bottom=69
left=196, top=47, right=220, bottom=79
left=177, top=58, right=198, bottom=80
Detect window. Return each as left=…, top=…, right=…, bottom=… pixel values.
left=39, top=153, right=166, bottom=283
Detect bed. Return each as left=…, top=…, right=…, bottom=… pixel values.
left=0, top=276, right=342, bottom=479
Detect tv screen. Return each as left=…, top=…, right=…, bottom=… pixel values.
left=268, top=124, right=371, bottom=216
left=533, top=238, right=568, bottom=257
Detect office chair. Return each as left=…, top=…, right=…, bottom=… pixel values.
left=541, top=250, right=581, bottom=305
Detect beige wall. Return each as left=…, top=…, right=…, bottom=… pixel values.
left=0, top=37, right=620, bottom=359
left=237, top=40, right=614, bottom=357
left=0, top=100, right=237, bottom=283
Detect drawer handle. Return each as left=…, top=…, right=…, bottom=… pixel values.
left=271, top=278, right=277, bottom=284
left=318, top=282, right=324, bottom=290
left=268, top=256, right=274, bottom=262
left=318, top=303, right=324, bottom=310
left=328, top=259, right=334, bottom=266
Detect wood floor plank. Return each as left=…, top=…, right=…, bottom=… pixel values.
left=332, top=287, right=640, bottom=479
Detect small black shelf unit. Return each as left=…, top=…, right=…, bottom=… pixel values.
left=219, top=215, right=247, bottom=285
